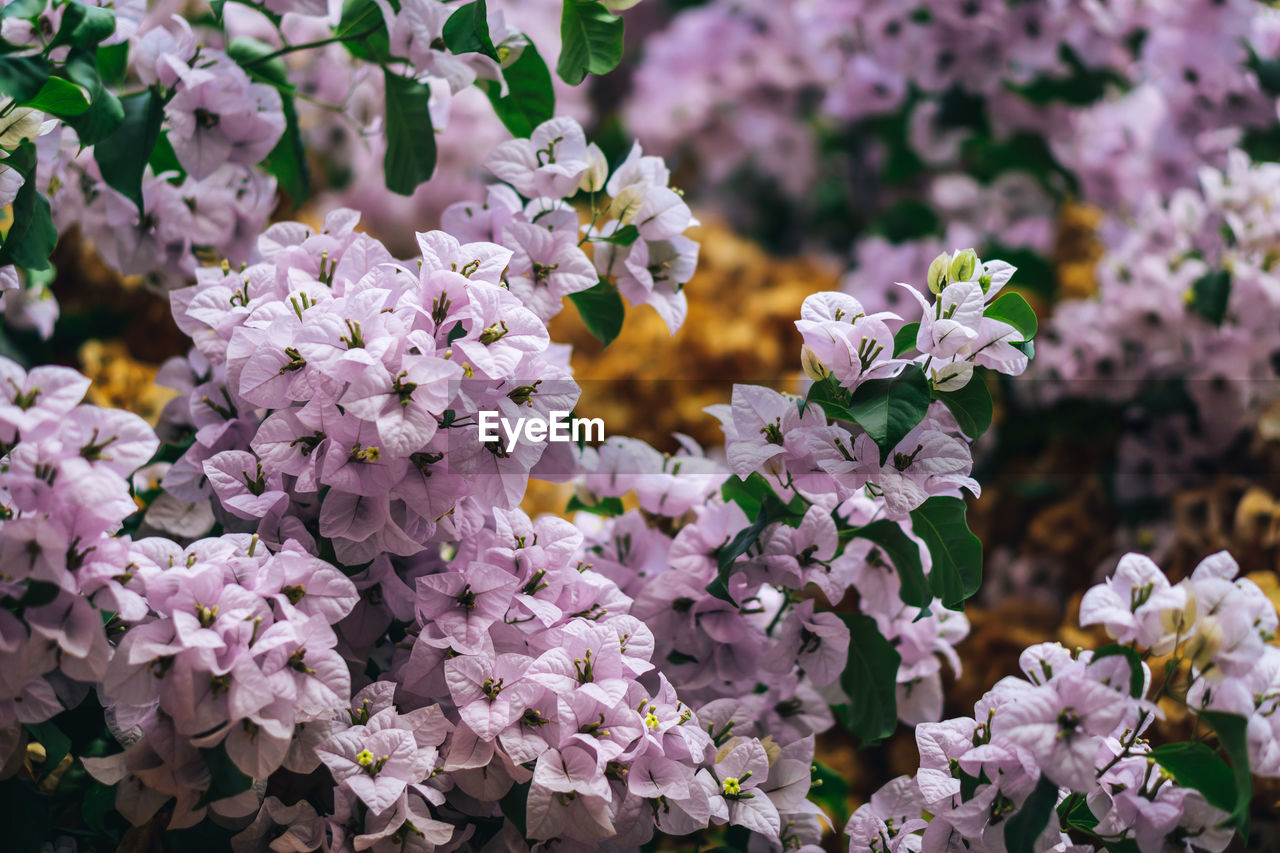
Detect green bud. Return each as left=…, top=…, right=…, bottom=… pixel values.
left=927, top=252, right=950, bottom=294
left=949, top=249, right=978, bottom=284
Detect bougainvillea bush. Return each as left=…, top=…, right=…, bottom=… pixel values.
left=2, top=1, right=1280, bottom=853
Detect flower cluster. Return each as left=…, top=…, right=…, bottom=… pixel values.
left=90, top=534, right=357, bottom=828
left=158, top=116, right=696, bottom=564
left=1033, top=149, right=1280, bottom=496
left=850, top=549, right=1280, bottom=853
left=0, top=357, right=157, bottom=761
left=624, top=0, right=1277, bottom=214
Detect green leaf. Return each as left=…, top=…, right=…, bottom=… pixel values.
left=21, top=76, right=88, bottom=117
left=565, top=494, right=624, bottom=516
left=383, top=69, right=438, bottom=195
left=721, top=472, right=775, bottom=520
left=196, top=745, right=253, bottom=808
left=935, top=371, right=993, bottom=439
left=809, top=761, right=852, bottom=826
left=909, top=496, right=982, bottom=610
left=569, top=278, right=625, bottom=346
left=1087, top=644, right=1145, bottom=698
left=597, top=223, right=640, bottom=246
left=24, top=722, right=70, bottom=780
left=482, top=40, right=554, bottom=138
left=0, top=55, right=52, bottom=103
left=847, top=364, right=931, bottom=466
left=837, top=612, right=901, bottom=745
left=500, top=780, right=532, bottom=838
left=846, top=519, right=930, bottom=613
left=706, top=491, right=789, bottom=602
left=1190, top=269, right=1230, bottom=327
left=95, top=41, right=129, bottom=88
left=60, top=48, right=124, bottom=145
left=1201, top=711, right=1252, bottom=834
left=557, top=0, right=624, bottom=86
left=443, top=0, right=500, bottom=61
left=148, top=131, right=185, bottom=180
left=1, top=0, right=45, bottom=21
left=81, top=780, right=116, bottom=832
left=983, top=291, right=1037, bottom=341
left=0, top=142, right=57, bottom=271
left=263, top=95, right=310, bottom=204
left=94, top=88, right=163, bottom=212
left=893, top=322, right=919, bottom=357
left=228, top=36, right=291, bottom=89
left=336, top=0, right=391, bottom=62
left=1151, top=742, right=1237, bottom=815
left=57, top=1, right=116, bottom=50
left=1004, top=775, right=1059, bottom=853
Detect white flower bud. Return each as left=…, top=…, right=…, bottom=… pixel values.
left=927, top=252, right=950, bottom=294
left=579, top=143, right=608, bottom=193
left=949, top=248, right=978, bottom=284
left=801, top=345, right=830, bottom=382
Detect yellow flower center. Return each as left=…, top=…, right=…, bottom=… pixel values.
left=722, top=777, right=741, bottom=796
left=644, top=712, right=660, bottom=729
left=356, top=749, right=375, bottom=767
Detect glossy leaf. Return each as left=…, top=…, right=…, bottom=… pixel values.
left=443, top=0, right=500, bottom=61
left=909, top=496, right=982, bottom=610
left=847, top=519, right=930, bottom=613
left=0, top=142, right=57, bottom=271
left=557, top=0, right=624, bottom=86
left=1151, top=742, right=1236, bottom=815
left=94, top=88, right=163, bottom=212
left=983, top=291, right=1037, bottom=340
left=847, top=364, right=931, bottom=465
left=569, top=279, right=625, bottom=346
left=936, top=370, right=993, bottom=439
left=1190, top=269, right=1230, bottom=327
left=22, top=76, right=89, bottom=117
left=482, top=40, right=555, bottom=138
left=837, top=613, right=901, bottom=745
left=893, top=321, right=919, bottom=357
left=1004, top=775, right=1058, bottom=853
left=383, top=69, right=437, bottom=195
left=1202, top=711, right=1252, bottom=834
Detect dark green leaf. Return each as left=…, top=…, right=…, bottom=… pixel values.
left=60, top=48, right=124, bottom=145
left=57, top=1, right=115, bottom=50
left=1089, top=644, right=1145, bottom=698
left=95, top=42, right=129, bottom=88
left=983, top=291, right=1037, bottom=340
left=443, top=0, right=499, bottom=61
left=707, top=491, right=790, bottom=603
left=500, top=780, right=532, bottom=838
left=1190, top=269, right=1230, bottom=326
left=94, top=88, right=163, bottom=212
left=565, top=494, right=624, bottom=516
left=809, top=761, right=852, bottom=826
left=336, top=0, right=391, bottom=62
left=1151, top=742, right=1237, bottom=815
left=263, top=95, right=309, bottom=204
left=557, top=0, right=624, bottom=86
left=847, top=519, right=930, bottom=613
left=24, top=722, right=70, bottom=779
left=228, top=36, right=291, bottom=89
left=1004, top=775, right=1059, bottom=853
left=196, top=745, right=253, bottom=808
left=482, top=40, right=554, bottom=138
left=801, top=373, right=852, bottom=420
left=837, top=612, right=901, bottom=745
left=847, top=364, right=931, bottom=465
left=22, top=76, right=89, bottom=117
left=81, top=780, right=116, bottom=831
left=936, top=370, right=993, bottom=439
left=1, top=0, right=45, bottom=21
left=0, top=55, right=52, bottom=103
left=383, top=69, right=437, bottom=195
left=909, top=496, right=982, bottom=610
left=148, top=131, right=185, bottom=180
left=721, top=472, right=775, bottom=520
left=569, top=279, right=624, bottom=346
left=893, top=322, right=919, bottom=357
left=0, top=142, right=57, bottom=271
left=1202, top=711, right=1252, bottom=834
left=597, top=224, right=640, bottom=246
